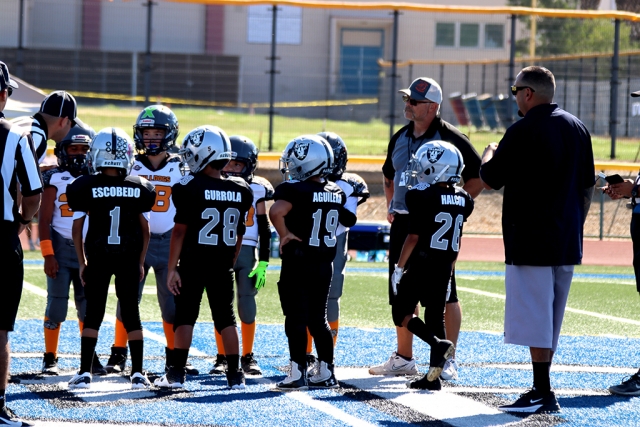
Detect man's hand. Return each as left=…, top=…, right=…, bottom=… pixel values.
left=481, top=143, right=498, bottom=164
left=167, top=268, right=182, bottom=296
left=279, top=232, right=302, bottom=254
left=139, top=263, right=145, bottom=282
left=249, top=261, right=269, bottom=290
left=44, top=255, right=59, bottom=279
left=387, top=212, right=394, bottom=224
left=79, top=263, right=87, bottom=286
left=604, top=179, right=635, bottom=199
left=391, top=264, right=405, bottom=295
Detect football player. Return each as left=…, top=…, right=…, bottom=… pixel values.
left=39, top=124, right=106, bottom=376
left=269, top=135, right=357, bottom=391
left=66, top=128, right=156, bottom=390
left=155, top=126, right=253, bottom=390
left=105, top=105, right=197, bottom=376
left=210, top=136, right=273, bottom=376
left=391, top=140, right=474, bottom=391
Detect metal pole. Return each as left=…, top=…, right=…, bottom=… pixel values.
left=577, top=57, right=583, bottom=118
left=610, top=19, right=620, bottom=159
left=626, top=55, right=632, bottom=137
left=464, top=63, right=469, bottom=94
left=268, top=5, right=278, bottom=151
left=563, top=60, right=568, bottom=110
left=439, top=64, right=444, bottom=89
left=408, top=63, right=413, bottom=86
left=508, top=14, right=517, bottom=123
left=143, top=1, right=154, bottom=104
left=481, top=64, right=486, bottom=94
left=494, top=62, right=499, bottom=95
left=592, top=57, right=598, bottom=132
left=17, top=0, right=25, bottom=76
left=388, top=10, right=399, bottom=141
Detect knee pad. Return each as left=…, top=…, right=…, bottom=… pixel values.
left=45, top=297, right=70, bottom=325
left=43, top=319, right=60, bottom=330
left=326, top=297, right=340, bottom=323
left=237, top=294, right=257, bottom=325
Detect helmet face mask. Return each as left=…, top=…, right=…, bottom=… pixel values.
left=179, top=125, right=232, bottom=174
left=55, top=125, right=95, bottom=177
left=407, top=140, right=465, bottom=188
left=87, top=128, right=136, bottom=175
left=223, top=135, right=258, bottom=182
left=133, top=105, right=179, bottom=156
left=280, top=135, right=334, bottom=182
left=317, top=132, right=347, bottom=180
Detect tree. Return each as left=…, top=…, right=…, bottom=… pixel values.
left=579, top=0, right=600, bottom=9
left=616, top=0, right=640, bottom=42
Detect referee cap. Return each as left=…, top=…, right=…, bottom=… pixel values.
left=0, top=62, right=18, bottom=92
left=631, top=90, right=640, bottom=97
left=40, top=90, right=78, bottom=126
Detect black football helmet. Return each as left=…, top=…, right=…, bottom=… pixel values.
left=54, top=124, right=95, bottom=177
left=225, top=135, right=259, bottom=182
left=133, top=104, right=179, bottom=156
left=317, top=131, right=347, bottom=180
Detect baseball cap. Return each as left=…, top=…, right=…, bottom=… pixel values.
left=40, top=90, right=78, bottom=125
left=399, top=77, right=443, bottom=104
left=0, top=61, right=18, bottom=92
left=631, top=90, right=640, bottom=97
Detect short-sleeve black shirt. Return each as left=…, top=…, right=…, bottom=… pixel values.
left=66, top=174, right=156, bottom=257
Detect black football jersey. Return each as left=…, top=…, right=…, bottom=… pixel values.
left=66, top=174, right=156, bottom=257
left=172, top=173, right=253, bottom=263
left=273, top=179, right=357, bottom=261
left=406, top=183, right=474, bottom=262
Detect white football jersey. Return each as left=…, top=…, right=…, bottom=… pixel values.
left=243, top=176, right=274, bottom=247
left=131, top=154, right=183, bottom=234
left=335, top=179, right=358, bottom=236
left=42, top=168, right=84, bottom=239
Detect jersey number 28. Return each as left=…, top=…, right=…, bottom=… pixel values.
left=430, top=212, right=463, bottom=252
left=198, top=207, right=241, bottom=246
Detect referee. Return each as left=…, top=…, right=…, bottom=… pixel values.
left=0, top=61, right=42, bottom=426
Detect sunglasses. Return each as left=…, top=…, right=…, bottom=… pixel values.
left=402, top=94, right=432, bottom=106
left=511, top=85, right=535, bottom=96
left=6, top=87, right=12, bottom=97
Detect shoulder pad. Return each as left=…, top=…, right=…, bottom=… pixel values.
left=178, top=174, right=195, bottom=186
left=252, top=176, right=275, bottom=200
left=41, top=168, right=59, bottom=187
left=341, top=172, right=370, bottom=200
left=167, top=154, right=182, bottom=163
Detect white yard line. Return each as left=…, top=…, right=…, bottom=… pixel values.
left=287, top=392, right=379, bottom=427
left=484, top=363, right=637, bottom=375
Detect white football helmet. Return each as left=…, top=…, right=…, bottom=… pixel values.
left=407, top=140, right=465, bottom=187
left=179, top=125, right=232, bottom=173
left=87, top=127, right=135, bottom=175
left=280, top=134, right=334, bottom=181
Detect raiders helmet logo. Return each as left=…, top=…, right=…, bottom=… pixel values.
left=427, top=147, right=444, bottom=163
left=189, top=130, right=205, bottom=148
left=294, top=141, right=310, bottom=160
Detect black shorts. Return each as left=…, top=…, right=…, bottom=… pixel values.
left=0, top=225, right=23, bottom=331
left=277, top=255, right=332, bottom=322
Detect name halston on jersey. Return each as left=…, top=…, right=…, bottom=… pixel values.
left=440, top=194, right=466, bottom=207
left=313, top=192, right=341, bottom=203
left=204, top=190, right=243, bottom=202
left=92, top=186, right=141, bottom=198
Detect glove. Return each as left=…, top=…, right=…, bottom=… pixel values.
left=249, top=261, right=269, bottom=290
left=391, top=264, right=404, bottom=295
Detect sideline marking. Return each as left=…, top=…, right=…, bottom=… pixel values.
left=286, top=392, right=379, bottom=427
left=22, top=281, right=207, bottom=357
left=484, top=363, right=637, bottom=375
left=458, top=286, right=640, bottom=326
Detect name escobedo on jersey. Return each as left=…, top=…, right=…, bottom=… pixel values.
left=204, top=190, right=242, bottom=202
left=313, top=192, right=341, bottom=203
left=441, top=194, right=466, bottom=207
left=92, top=186, right=141, bottom=198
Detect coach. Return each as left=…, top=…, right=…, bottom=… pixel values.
left=480, top=66, right=594, bottom=414
left=370, top=77, right=482, bottom=379
left=0, top=61, right=42, bottom=426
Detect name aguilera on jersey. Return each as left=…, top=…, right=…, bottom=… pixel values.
left=313, top=192, right=341, bottom=203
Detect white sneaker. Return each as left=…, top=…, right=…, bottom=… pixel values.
left=440, top=358, right=458, bottom=380
left=368, top=351, right=418, bottom=376
left=131, top=372, right=151, bottom=389
left=68, top=371, right=91, bottom=389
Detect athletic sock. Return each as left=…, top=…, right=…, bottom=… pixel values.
left=114, top=319, right=128, bottom=348
left=406, top=317, right=438, bottom=347
left=328, top=320, right=339, bottom=347
left=227, top=354, right=240, bottom=372
left=241, top=321, right=256, bottom=356
left=532, top=361, right=551, bottom=395
left=44, top=317, right=61, bottom=357
left=78, top=320, right=84, bottom=334
left=80, top=336, right=98, bottom=373
left=306, top=328, right=313, bottom=354
left=0, top=390, right=5, bottom=409
left=174, top=348, right=189, bottom=370
left=214, top=327, right=225, bottom=355
left=163, top=321, right=175, bottom=350
left=129, top=339, right=144, bottom=374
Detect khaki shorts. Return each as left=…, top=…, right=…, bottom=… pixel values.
left=504, top=265, right=574, bottom=351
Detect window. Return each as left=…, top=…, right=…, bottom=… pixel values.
left=460, top=23, right=479, bottom=47
left=436, top=23, right=455, bottom=47
left=485, top=24, right=504, bottom=48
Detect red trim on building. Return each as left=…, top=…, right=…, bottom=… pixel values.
left=82, top=0, right=101, bottom=50
left=205, top=5, right=224, bottom=54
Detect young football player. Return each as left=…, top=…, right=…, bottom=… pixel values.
left=269, top=135, right=357, bottom=391
left=391, top=140, right=474, bottom=391
left=155, top=125, right=253, bottom=390
left=105, top=105, right=197, bottom=376
left=66, top=128, right=156, bottom=389
left=39, top=124, right=107, bottom=376
left=211, top=135, right=273, bottom=376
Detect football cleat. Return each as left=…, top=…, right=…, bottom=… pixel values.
left=305, top=354, right=318, bottom=377
left=105, top=346, right=128, bottom=374
left=41, top=352, right=58, bottom=375
left=0, top=406, right=34, bottom=426
left=226, top=368, right=246, bottom=390
left=68, top=371, right=91, bottom=389
left=91, top=352, right=107, bottom=376
left=209, top=354, right=227, bottom=375
left=241, top=353, right=262, bottom=376
left=164, top=347, right=199, bottom=375
left=440, top=357, right=458, bottom=381
left=498, top=388, right=561, bottom=413
left=185, top=362, right=199, bottom=376
left=274, top=361, right=308, bottom=392
left=368, top=351, right=418, bottom=376
left=427, top=340, right=455, bottom=381
left=406, top=374, right=442, bottom=391
left=130, top=372, right=151, bottom=389
left=154, top=367, right=186, bottom=389
left=609, top=373, right=640, bottom=396
left=308, top=361, right=339, bottom=389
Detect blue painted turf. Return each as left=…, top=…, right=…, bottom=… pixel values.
left=6, top=320, right=640, bottom=426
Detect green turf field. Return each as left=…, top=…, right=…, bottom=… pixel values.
left=20, top=250, right=640, bottom=338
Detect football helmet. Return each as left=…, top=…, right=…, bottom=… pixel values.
left=407, top=140, right=464, bottom=187
left=55, top=123, right=95, bottom=176
left=280, top=134, right=334, bottom=181
left=179, top=125, right=232, bottom=173
left=317, top=132, right=347, bottom=180
left=133, top=105, right=179, bottom=156
left=225, top=135, right=259, bottom=182
left=87, top=127, right=136, bottom=175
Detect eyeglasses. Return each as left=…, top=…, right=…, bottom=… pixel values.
left=511, top=85, right=535, bottom=96
left=402, top=94, right=432, bottom=106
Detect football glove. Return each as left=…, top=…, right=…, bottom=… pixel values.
left=391, top=264, right=405, bottom=295
left=249, top=261, right=269, bottom=290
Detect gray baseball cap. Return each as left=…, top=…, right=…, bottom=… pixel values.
left=0, top=61, right=18, bottom=92
left=631, top=90, right=640, bottom=97
left=399, top=77, right=442, bottom=104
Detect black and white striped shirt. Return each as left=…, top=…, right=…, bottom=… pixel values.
left=0, top=112, right=43, bottom=223
left=11, top=113, right=48, bottom=164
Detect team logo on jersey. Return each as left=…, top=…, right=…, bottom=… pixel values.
left=413, top=182, right=430, bottom=191
left=179, top=175, right=194, bottom=185
left=188, top=130, right=205, bottom=148
left=133, top=165, right=142, bottom=170
left=294, top=142, right=310, bottom=160
left=426, top=147, right=445, bottom=163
